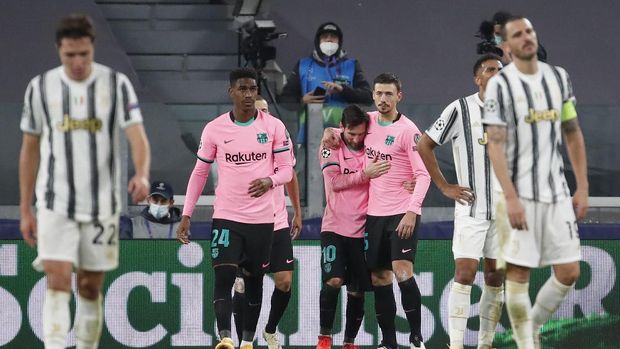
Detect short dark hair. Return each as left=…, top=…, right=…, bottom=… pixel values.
left=341, top=104, right=369, bottom=129
left=56, top=14, right=95, bottom=46
left=501, top=15, right=527, bottom=40
left=492, top=11, right=512, bottom=27
left=373, top=73, right=402, bottom=92
left=229, top=67, right=258, bottom=86
left=473, top=53, right=502, bottom=76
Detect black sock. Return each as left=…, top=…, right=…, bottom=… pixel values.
left=319, top=284, right=340, bottom=335
left=233, top=290, right=245, bottom=343
left=398, top=277, right=422, bottom=343
left=213, top=265, right=237, bottom=339
left=242, top=274, right=264, bottom=341
left=344, top=293, right=364, bottom=343
left=265, top=287, right=292, bottom=334
left=374, top=284, right=397, bottom=348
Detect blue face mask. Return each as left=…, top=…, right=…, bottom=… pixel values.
left=149, top=204, right=169, bottom=220
left=494, top=34, right=503, bottom=46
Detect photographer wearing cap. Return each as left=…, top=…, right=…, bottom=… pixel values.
left=130, top=181, right=185, bottom=239
left=280, top=22, right=372, bottom=144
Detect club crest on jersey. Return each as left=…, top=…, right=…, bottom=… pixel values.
left=321, top=148, right=331, bottom=158
left=257, top=132, right=269, bottom=144
left=385, top=135, right=395, bottom=146
left=211, top=248, right=219, bottom=258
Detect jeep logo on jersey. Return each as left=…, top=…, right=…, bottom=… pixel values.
left=57, top=114, right=103, bottom=133
left=257, top=133, right=269, bottom=144
left=225, top=151, right=267, bottom=165
left=385, top=135, right=395, bottom=146
left=524, top=108, right=559, bottom=123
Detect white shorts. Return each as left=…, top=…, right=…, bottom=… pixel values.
left=452, top=215, right=498, bottom=260
left=33, top=208, right=120, bottom=272
left=495, top=193, right=581, bottom=268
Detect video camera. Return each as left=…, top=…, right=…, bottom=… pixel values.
left=240, top=20, right=287, bottom=71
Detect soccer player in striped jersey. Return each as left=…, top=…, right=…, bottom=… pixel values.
left=482, top=17, right=588, bottom=349
left=323, top=73, right=432, bottom=349
left=176, top=68, right=294, bottom=349
left=418, top=54, right=504, bottom=349
left=317, top=105, right=390, bottom=349
left=18, top=14, right=151, bottom=349
left=232, top=95, right=302, bottom=349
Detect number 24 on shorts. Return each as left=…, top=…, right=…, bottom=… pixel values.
left=211, top=228, right=230, bottom=248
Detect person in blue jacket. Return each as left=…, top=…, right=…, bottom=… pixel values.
left=280, top=22, right=373, bottom=144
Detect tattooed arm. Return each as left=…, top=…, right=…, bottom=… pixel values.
left=562, top=119, right=589, bottom=220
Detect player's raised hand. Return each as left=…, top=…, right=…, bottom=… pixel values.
left=396, top=211, right=417, bottom=239
left=128, top=175, right=149, bottom=203
left=20, top=209, right=37, bottom=247
left=248, top=177, right=273, bottom=198
left=506, top=196, right=528, bottom=230
left=176, top=215, right=191, bottom=244
left=573, top=188, right=588, bottom=221
left=364, top=156, right=390, bottom=178
left=321, top=128, right=341, bottom=150
left=440, top=183, right=474, bottom=205
left=290, top=213, right=302, bottom=240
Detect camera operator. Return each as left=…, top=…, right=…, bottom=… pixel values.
left=476, top=11, right=547, bottom=64
left=279, top=22, right=372, bottom=144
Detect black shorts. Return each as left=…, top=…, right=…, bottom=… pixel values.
left=268, top=228, right=294, bottom=273
left=321, top=232, right=372, bottom=292
left=210, top=219, right=273, bottom=275
left=365, top=213, right=420, bottom=271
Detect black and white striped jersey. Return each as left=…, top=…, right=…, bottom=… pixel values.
left=426, top=93, right=495, bottom=220
left=20, top=63, right=143, bottom=222
left=482, top=62, right=575, bottom=204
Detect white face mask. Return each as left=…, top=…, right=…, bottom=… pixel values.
left=149, top=204, right=169, bottom=220
left=320, top=42, right=339, bottom=57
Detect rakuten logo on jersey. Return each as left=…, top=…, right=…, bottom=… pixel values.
left=366, top=147, right=393, bottom=161
left=225, top=152, right=267, bottom=165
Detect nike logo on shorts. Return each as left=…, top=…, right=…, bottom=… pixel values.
left=286, top=259, right=294, bottom=264
left=224, top=139, right=234, bottom=144
left=401, top=248, right=412, bottom=253
left=261, top=262, right=270, bottom=268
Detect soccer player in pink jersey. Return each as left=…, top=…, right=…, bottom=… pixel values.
left=323, top=73, right=431, bottom=349
left=232, top=95, right=302, bottom=349
left=176, top=68, right=294, bottom=349
left=317, top=105, right=390, bottom=349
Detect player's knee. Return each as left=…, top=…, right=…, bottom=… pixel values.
left=326, top=277, right=344, bottom=288
left=371, top=270, right=392, bottom=286
left=454, top=267, right=477, bottom=285
left=214, top=265, right=238, bottom=297
left=275, top=279, right=292, bottom=292
left=392, top=262, right=413, bottom=283
left=234, top=277, right=245, bottom=294
left=555, top=265, right=580, bottom=286
left=484, top=269, right=504, bottom=287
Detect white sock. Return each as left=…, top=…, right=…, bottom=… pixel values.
left=505, top=280, right=534, bottom=349
left=43, top=289, right=72, bottom=349
left=448, top=282, right=471, bottom=349
left=477, top=284, right=504, bottom=349
left=75, top=294, right=103, bottom=349
left=240, top=340, right=253, bottom=347
left=531, top=275, right=573, bottom=335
